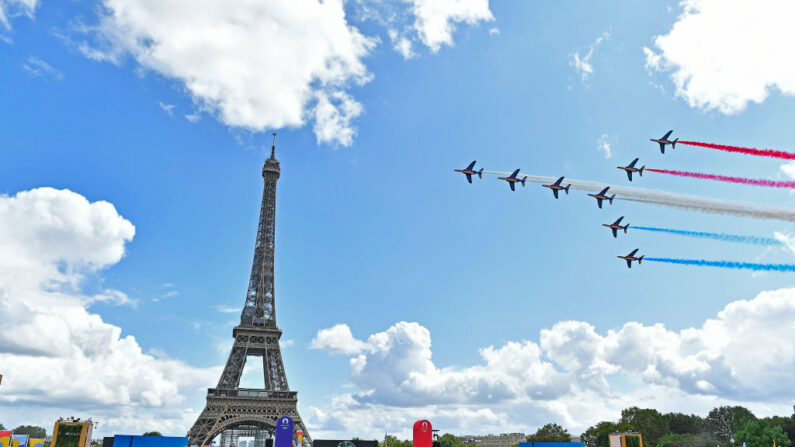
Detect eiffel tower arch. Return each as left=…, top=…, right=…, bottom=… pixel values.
left=188, top=136, right=310, bottom=447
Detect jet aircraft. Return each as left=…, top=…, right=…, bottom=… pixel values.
left=617, top=248, right=644, bottom=268
left=587, top=187, right=615, bottom=208
left=650, top=130, right=678, bottom=153
left=617, top=158, right=645, bottom=181
left=542, top=176, right=571, bottom=199
left=603, top=216, right=630, bottom=238
left=498, top=169, right=527, bottom=191
left=454, top=160, right=484, bottom=184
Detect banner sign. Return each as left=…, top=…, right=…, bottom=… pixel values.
left=274, top=417, right=294, bottom=447
left=412, top=420, right=432, bottom=447
left=0, top=431, right=11, bottom=447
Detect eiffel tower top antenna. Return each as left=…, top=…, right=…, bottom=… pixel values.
left=270, top=132, right=276, bottom=159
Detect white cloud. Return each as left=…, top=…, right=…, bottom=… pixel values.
left=644, top=0, right=795, bottom=114
left=571, top=31, right=609, bottom=82
left=158, top=102, right=175, bottom=116
left=488, top=27, right=500, bottom=36
left=215, top=304, right=240, bottom=314
left=309, top=289, right=795, bottom=437
left=0, top=188, right=218, bottom=433
left=81, top=0, right=376, bottom=147
left=781, top=161, right=795, bottom=180
left=597, top=133, right=612, bottom=159
left=184, top=113, right=201, bottom=123
left=22, top=55, right=64, bottom=80
left=408, top=0, right=493, bottom=52
left=0, top=0, right=38, bottom=30
left=356, top=0, right=494, bottom=59
left=310, top=323, right=369, bottom=355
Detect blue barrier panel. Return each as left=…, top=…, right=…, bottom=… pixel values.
left=112, top=436, right=188, bottom=447
left=520, top=442, right=585, bottom=447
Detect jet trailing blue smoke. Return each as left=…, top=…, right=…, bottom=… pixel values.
left=646, top=258, right=795, bottom=272
left=631, top=226, right=782, bottom=246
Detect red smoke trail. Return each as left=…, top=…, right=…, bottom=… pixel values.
left=646, top=168, right=795, bottom=189
left=679, top=141, right=795, bottom=160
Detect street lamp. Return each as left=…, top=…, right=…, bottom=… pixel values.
left=730, top=438, right=735, bottom=447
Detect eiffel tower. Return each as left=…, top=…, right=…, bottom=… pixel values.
left=188, top=135, right=310, bottom=447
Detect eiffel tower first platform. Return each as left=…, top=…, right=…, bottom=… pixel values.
left=188, top=136, right=310, bottom=447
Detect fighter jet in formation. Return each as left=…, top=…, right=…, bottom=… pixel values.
left=617, top=248, right=644, bottom=268
left=542, top=176, right=571, bottom=199
left=454, top=160, right=484, bottom=184
left=587, top=187, right=615, bottom=208
left=617, top=158, right=645, bottom=181
left=498, top=169, right=527, bottom=191
left=650, top=130, right=678, bottom=153
left=603, top=216, right=629, bottom=238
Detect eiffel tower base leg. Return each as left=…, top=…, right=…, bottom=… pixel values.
left=187, top=391, right=311, bottom=446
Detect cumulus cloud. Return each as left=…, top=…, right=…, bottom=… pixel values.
left=0, top=188, right=218, bottom=432
left=571, top=31, right=609, bottom=82
left=310, top=323, right=369, bottom=355
left=80, top=0, right=375, bottom=146
left=644, top=0, right=795, bottom=114
left=356, top=0, right=494, bottom=59
left=309, top=290, right=795, bottom=437
left=0, top=0, right=37, bottom=30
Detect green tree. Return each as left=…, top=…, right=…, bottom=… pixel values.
left=735, top=420, right=791, bottom=447
left=582, top=422, right=635, bottom=447
left=527, top=424, right=573, bottom=442
left=380, top=436, right=411, bottom=447
left=664, top=413, right=706, bottom=435
left=763, top=416, right=795, bottom=445
left=620, top=407, right=670, bottom=447
left=657, top=433, right=719, bottom=447
left=438, top=434, right=464, bottom=447
left=0, top=423, right=5, bottom=431
left=12, top=426, right=46, bottom=438
left=143, top=432, right=163, bottom=437
left=705, top=406, right=757, bottom=442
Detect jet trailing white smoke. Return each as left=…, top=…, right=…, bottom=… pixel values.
left=485, top=171, right=795, bottom=222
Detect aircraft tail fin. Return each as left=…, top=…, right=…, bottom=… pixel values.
left=609, top=194, right=615, bottom=204
left=477, top=168, right=483, bottom=179
left=521, top=176, right=527, bottom=187
left=623, top=224, right=629, bottom=233
left=672, top=138, right=678, bottom=149
left=564, top=184, right=571, bottom=194
left=640, top=166, right=645, bottom=177
left=639, top=255, right=644, bottom=264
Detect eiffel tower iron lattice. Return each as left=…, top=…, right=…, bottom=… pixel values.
left=188, top=135, right=310, bottom=447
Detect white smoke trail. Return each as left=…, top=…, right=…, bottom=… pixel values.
left=484, top=171, right=795, bottom=222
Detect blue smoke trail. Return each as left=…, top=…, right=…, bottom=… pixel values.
left=632, top=226, right=781, bottom=246
left=646, top=258, right=795, bottom=272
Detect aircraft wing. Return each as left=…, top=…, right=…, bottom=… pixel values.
left=553, top=176, right=564, bottom=186
left=509, top=182, right=515, bottom=192
left=599, top=187, right=609, bottom=195
left=626, top=259, right=632, bottom=268
left=466, top=160, right=477, bottom=170
left=662, top=130, right=673, bottom=140
left=628, top=248, right=639, bottom=256
left=626, top=171, right=633, bottom=181
left=597, top=198, right=603, bottom=209
left=628, top=158, right=639, bottom=167
left=510, top=169, right=520, bottom=177
left=553, top=189, right=559, bottom=199
left=612, top=228, right=618, bottom=238
left=466, top=174, right=472, bottom=184
left=614, top=216, right=624, bottom=224
left=659, top=142, right=666, bottom=153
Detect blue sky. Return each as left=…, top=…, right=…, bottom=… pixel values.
left=1, top=0, right=795, bottom=440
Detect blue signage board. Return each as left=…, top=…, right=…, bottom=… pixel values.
left=274, top=417, right=294, bottom=447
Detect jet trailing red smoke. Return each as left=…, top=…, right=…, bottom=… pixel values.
left=646, top=168, right=795, bottom=188
left=680, top=140, right=795, bottom=160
